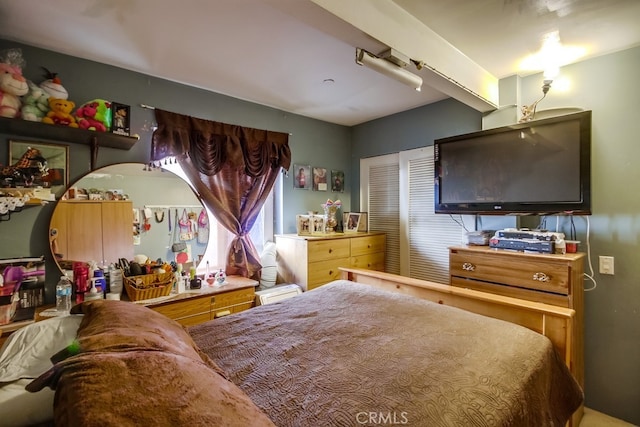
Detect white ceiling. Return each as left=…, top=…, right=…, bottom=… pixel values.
left=1, top=0, right=639, bottom=126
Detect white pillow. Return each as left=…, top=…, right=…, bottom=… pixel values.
left=0, top=314, right=83, bottom=382
left=259, top=241, right=278, bottom=288
left=0, top=379, right=54, bottom=426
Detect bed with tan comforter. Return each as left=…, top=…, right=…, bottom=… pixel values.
left=190, top=280, right=582, bottom=427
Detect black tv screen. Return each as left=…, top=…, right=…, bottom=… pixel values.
left=434, top=110, right=591, bottom=215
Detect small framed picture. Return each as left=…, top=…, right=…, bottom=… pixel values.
left=344, top=212, right=362, bottom=233
left=111, top=102, right=131, bottom=136
left=310, top=214, right=326, bottom=234
left=331, top=170, right=344, bottom=192
left=296, top=214, right=312, bottom=235
left=313, top=167, right=328, bottom=191
left=293, top=164, right=311, bottom=189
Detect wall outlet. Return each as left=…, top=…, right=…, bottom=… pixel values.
left=599, top=256, right=615, bottom=275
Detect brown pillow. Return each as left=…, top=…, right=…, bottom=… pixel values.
left=71, top=299, right=225, bottom=376
left=54, top=350, right=275, bottom=427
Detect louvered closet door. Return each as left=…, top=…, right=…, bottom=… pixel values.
left=361, top=154, right=400, bottom=274
left=362, top=148, right=473, bottom=284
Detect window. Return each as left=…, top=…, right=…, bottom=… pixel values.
left=164, top=163, right=276, bottom=273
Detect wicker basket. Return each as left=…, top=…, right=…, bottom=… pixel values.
left=124, top=271, right=174, bottom=301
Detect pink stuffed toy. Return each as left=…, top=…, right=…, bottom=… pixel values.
left=75, top=99, right=112, bottom=132
left=0, top=48, right=29, bottom=118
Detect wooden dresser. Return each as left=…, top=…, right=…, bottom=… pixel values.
left=276, top=232, right=386, bottom=291
left=145, top=276, right=257, bottom=327
left=449, top=245, right=585, bottom=425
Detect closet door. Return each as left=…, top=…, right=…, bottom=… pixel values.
left=362, top=148, right=473, bottom=284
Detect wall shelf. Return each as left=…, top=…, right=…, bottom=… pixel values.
left=0, top=116, right=139, bottom=150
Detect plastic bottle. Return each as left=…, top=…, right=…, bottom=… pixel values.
left=56, top=274, right=73, bottom=314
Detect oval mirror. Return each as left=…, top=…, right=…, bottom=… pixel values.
left=49, top=163, right=208, bottom=273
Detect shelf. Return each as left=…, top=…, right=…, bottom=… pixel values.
left=0, top=116, right=139, bottom=150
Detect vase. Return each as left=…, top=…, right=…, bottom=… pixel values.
left=322, top=204, right=338, bottom=233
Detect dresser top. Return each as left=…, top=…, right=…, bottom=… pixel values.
left=276, top=232, right=385, bottom=241
left=449, top=245, right=586, bottom=261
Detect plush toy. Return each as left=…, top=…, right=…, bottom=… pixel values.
left=39, top=67, right=68, bottom=100
left=0, top=48, right=29, bottom=118
left=42, top=98, right=78, bottom=127
left=21, top=80, right=50, bottom=121
left=75, top=99, right=112, bottom=131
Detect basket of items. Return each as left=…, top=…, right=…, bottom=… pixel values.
left=123, top=271, right=174, bottom=301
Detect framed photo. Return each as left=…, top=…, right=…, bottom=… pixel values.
left=111, top=102, right=131, bottom=136
left=296, top=214, right=312, bottom=235
left=331, top=170, right=344, bottom=192
left=8, top=140, right=69, bottom=197
left=293, top=164, right=311, bottom=189
left=344, top=212, right=362, bottom=233
left=310, top=214, right=326, bottom=234
left=313, top=167, right=328, bottom=191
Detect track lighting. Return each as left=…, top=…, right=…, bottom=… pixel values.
left=355, top=48, right=423, bottom=92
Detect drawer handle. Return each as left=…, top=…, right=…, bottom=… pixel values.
left=533, top=272, right=550, bottom=282
left=367, top=244, right=371, bottom=248
left=328, top=248, right=333, bottom=254
left=462, top=262, right=475, bottom=272
left=328, top=270, right=333, bottom=275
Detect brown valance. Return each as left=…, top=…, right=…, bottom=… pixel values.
left=151, top=109, right=291, bottom=176
left=150, top=109, right=290, bottom=279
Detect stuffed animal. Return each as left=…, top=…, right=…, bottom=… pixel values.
left=21, top=80, right=50, bottom=121
left=0, top=48, right=29, bottom=118
left=75, top=99, right=112, bottom=131
left=39, top=67, right=68, bottom=100
left=42, top=98, right=78, bottom=127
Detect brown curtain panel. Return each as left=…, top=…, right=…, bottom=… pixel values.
left=151, top=109, right=290, bottom=278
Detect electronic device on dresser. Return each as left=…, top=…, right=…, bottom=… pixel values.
left=434, top=110, right=592, bottom=215
left=489, top=228, right=565, bottom=254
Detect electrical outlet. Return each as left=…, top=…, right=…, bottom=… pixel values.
left=599, top=256, right=615, bottom=275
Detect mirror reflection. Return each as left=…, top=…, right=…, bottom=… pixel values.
left=49, top=163, right=208, bottom=273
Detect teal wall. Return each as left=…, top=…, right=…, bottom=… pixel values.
left=351, top=46, right=640, bottom=424
left=1, top=38, right=638, bottom=423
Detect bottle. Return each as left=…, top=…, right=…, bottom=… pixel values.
left=56, top=274, right=73, bottom=315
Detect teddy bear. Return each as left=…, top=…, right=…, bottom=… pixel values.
left=42, top=98, right=78, bottom=127
left=21, top=80, right=50, bottom=121
left=75, top=99, right=112, bottom=131
left=0, top=48, right=29, bottom=118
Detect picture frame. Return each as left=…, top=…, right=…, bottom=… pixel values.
left=293, top=164, right=311, bottom=189
left=296, top=214, right=312, bottom=235
left=310, top=214, right=326, bottom=234
left=8, top=140, right=69, bottom=197
left=111, top=102, right=131, bottom=136
left=331, top=170, right=344, bottom=192
left=313, top=167, right=328, bottom=191
left=344, top=212, right=362, bottom=233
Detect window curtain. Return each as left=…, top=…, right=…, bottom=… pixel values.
left=151, top=109, right=290, bottom=278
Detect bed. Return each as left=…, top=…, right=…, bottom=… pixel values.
left=2, top=268, right=582, bottom=426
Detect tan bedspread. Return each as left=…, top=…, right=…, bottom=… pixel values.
left=190, top=280, right=582, bottom=427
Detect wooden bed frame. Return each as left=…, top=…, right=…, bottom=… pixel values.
left=340, top=267, right=582, bottom=427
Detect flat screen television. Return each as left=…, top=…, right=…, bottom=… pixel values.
left=434, top=110, right=591, bottom=215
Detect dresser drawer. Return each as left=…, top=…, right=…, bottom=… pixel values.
left=307, top=239, right=351, bottom=262
left=151, top=296, right=211, bottom=323
left=451, top=276, right=570, bottom=307
left=350, top=234, right=385, bottom=256
left=350, top=252, right=385, bottom=270
left=210, top=287, right=255, bottom=311
left=450, top=251, right=570, bottom=295
left=308, top=258, right=345, bottom=289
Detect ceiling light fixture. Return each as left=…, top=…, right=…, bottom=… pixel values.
left=355, top=48, right=422, bottom=92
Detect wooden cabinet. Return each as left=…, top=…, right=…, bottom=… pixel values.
left=276, top=233, right=386, bottom=291
left=449, top=245, right=584, bottom=424
left=50, top=200, right=133, bottom=265
left=148, top=278, right=256, bottom=327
